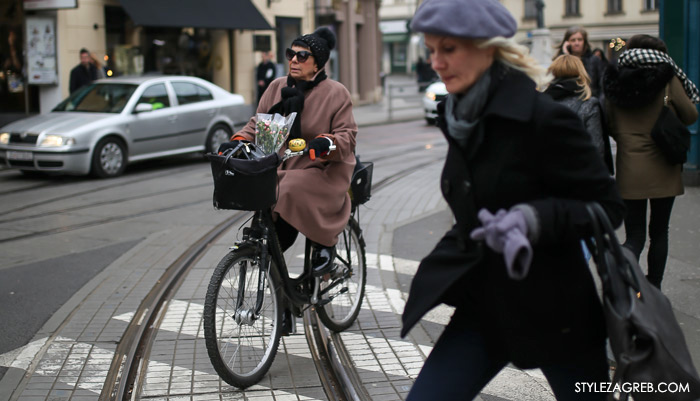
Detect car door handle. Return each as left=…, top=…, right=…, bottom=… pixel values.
left=168, top=115, right=178, bottom=122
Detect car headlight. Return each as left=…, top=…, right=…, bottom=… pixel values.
left=40, top=135, right=75, bottom=147
left=0, top=133, right=9, bottom=145
left=425, top=91, right=437, bottom=101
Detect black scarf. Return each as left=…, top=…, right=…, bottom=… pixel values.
left=268, top=71, right=327, bottom=139
left=544, top=78, right=580, bottom=101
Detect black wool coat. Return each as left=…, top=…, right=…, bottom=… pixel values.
left=401, top=68, right=625, bottom=368
left=69, top=63, right=98, bottom=94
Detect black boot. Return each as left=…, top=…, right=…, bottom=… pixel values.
left=311, top=244, right=336, bottom=277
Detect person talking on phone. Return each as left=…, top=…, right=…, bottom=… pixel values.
left=554, top=26, right=605, bottom=99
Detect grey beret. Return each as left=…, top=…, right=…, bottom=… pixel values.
left=410, top=0, right=517, bottom=39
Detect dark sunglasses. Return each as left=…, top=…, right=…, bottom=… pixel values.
left=285, top=48, right=313, bottom=63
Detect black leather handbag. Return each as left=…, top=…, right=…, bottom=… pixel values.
left=650, top=85, right=691, bottom=165
left=206, top=143, right=281, bottom=211
left=585, top=203, right=700, bottom=401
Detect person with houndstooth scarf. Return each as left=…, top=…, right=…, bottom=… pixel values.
left=603, top=34, right=699, bottom=290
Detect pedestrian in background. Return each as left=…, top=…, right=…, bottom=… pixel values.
left=400, top=0, right=624, bottom=400
left=592, top=48, right=609, bottom=67
left=69, top=48, right=98, bottom=94
left=256, top=51, right=276, bottom=105
left=545, top=54, right=612, bottom=173
left=602, top=34, right=699, bottom=289
left=554, top=26, right=606, bottom=99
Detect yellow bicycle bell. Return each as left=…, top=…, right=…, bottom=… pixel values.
left=288, top=138, right=306, bottom=152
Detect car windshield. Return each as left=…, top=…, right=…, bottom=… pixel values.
left=53, top=83, right=138, bottom=113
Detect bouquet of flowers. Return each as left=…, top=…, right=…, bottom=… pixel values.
left=255, top=112, right=297, bottom=154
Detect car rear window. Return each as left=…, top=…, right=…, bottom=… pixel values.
left=172, top=82, right=213, bottom=105
left=53, top=83, right=138, bottom=113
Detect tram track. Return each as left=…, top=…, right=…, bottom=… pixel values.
left=0, top=161, right=207, bottom=212
left=96, top=148, right=444, bottom=401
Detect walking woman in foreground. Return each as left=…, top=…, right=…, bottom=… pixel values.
left=602, top=34, right=699, bottom=290
left=400, top=0, right=624, bottom=400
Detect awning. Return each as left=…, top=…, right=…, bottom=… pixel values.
left=120, top=0, right=272, bottom=30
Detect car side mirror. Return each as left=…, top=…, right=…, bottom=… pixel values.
left=134, top=103, right=153, bottom=113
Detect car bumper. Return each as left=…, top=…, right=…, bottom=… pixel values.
left=422, top=97, right=439, bottom=120
left=0, top=146, right=92, bottom=175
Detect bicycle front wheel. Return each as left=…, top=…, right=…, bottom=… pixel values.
left=203, top=247, right=282, bottom=389
left=316, top=217, right=367, bottom=332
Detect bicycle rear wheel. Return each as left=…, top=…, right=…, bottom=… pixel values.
left=316, top=217, right=367, bottom=332
left=203, top=247, right=282, bottom=388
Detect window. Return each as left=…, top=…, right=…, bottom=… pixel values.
left=643, top=0, right=659, bottom=11
left=524, top=0, right=537, bottom=19
left=608, top=0, right=623, bottom=13
left=138, top=84, right=170, bottom=110
left=565, top=0, right=579, bottom=16
left=172, top=82, right=212, bottom=105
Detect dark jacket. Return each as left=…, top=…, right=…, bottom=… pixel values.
left=401, top=67, right=625, bottom=368
left=581, top=51, right=606, bottom=99
left=69, top=63, right=97, bottom=94
left=544, top=78, right=614, bottom=174
left=603, top=63, right=698, bottom=199
left=256, top=61, right=276, bottom=88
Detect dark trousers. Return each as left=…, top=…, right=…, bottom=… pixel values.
left=406, top=324, right=609, bottom=401
left=622, top=197, right=675, bottom=288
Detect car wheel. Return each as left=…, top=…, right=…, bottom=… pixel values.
left=91, top=137, right=127, bottom=178
left=206, top=124, right=232, bottom=154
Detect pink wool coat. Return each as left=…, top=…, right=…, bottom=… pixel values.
left=235, top=73, right=357, bottom=246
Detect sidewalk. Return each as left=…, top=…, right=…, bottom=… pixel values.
left=353, top=74, right=426, bottom=127
left=2, top=88, right=699, bottom=401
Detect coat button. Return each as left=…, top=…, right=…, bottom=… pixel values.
left=463, top=181, right=471, bottom=193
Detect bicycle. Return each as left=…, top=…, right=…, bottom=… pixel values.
left=202, top=141, right=372, bottom=389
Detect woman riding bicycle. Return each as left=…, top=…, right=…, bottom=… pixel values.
left=225, top=27, right=357, bottom=276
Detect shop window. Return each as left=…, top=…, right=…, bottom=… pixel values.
left=172, top=82, right=212, bottom=105
left=137, top=84, right=170, bottom=110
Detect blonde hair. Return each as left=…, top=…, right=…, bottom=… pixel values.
left=476, top=36, right=549, bottom=88
left=547, top=55, right=592, bottom=100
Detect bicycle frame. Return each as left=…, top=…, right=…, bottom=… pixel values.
left=234, top=206, right=361, bottom=319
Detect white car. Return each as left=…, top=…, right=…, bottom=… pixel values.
left=0, top=76, right=252, bottom=178
left=422, top=81, right=447, bottom=125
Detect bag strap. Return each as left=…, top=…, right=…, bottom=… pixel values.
left=585, top=203, right=641, bottom=292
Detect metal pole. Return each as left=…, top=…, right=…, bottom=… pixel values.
left=387, top=84, right=393, bottom=121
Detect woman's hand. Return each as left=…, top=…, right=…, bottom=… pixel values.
left=562, top=41, right=571, bottom=55
left=308, top=134, right=335, bottom=159
left=470, top=208, right=533, bottom=280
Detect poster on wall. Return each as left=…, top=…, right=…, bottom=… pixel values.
left=24, top=0, right=77, bottom=10
left=26, top=16, right=58, bottom=85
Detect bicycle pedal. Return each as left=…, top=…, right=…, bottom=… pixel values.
left=316, top=287, right=349, bottom=307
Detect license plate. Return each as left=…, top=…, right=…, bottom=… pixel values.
left=7, top=151, right=33, bottom=161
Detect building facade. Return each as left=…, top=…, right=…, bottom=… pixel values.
left=1, top=0, right=381, bottom=123
left=377, top=0, right=660, bottom=77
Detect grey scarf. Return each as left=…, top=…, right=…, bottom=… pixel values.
left=444, top=67, right=492, bottom=149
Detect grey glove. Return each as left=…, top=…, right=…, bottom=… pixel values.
left=470, top=208, right=533, bottom=280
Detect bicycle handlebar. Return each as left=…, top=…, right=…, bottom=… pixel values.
left=282, top=142, right=336, bottom=161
